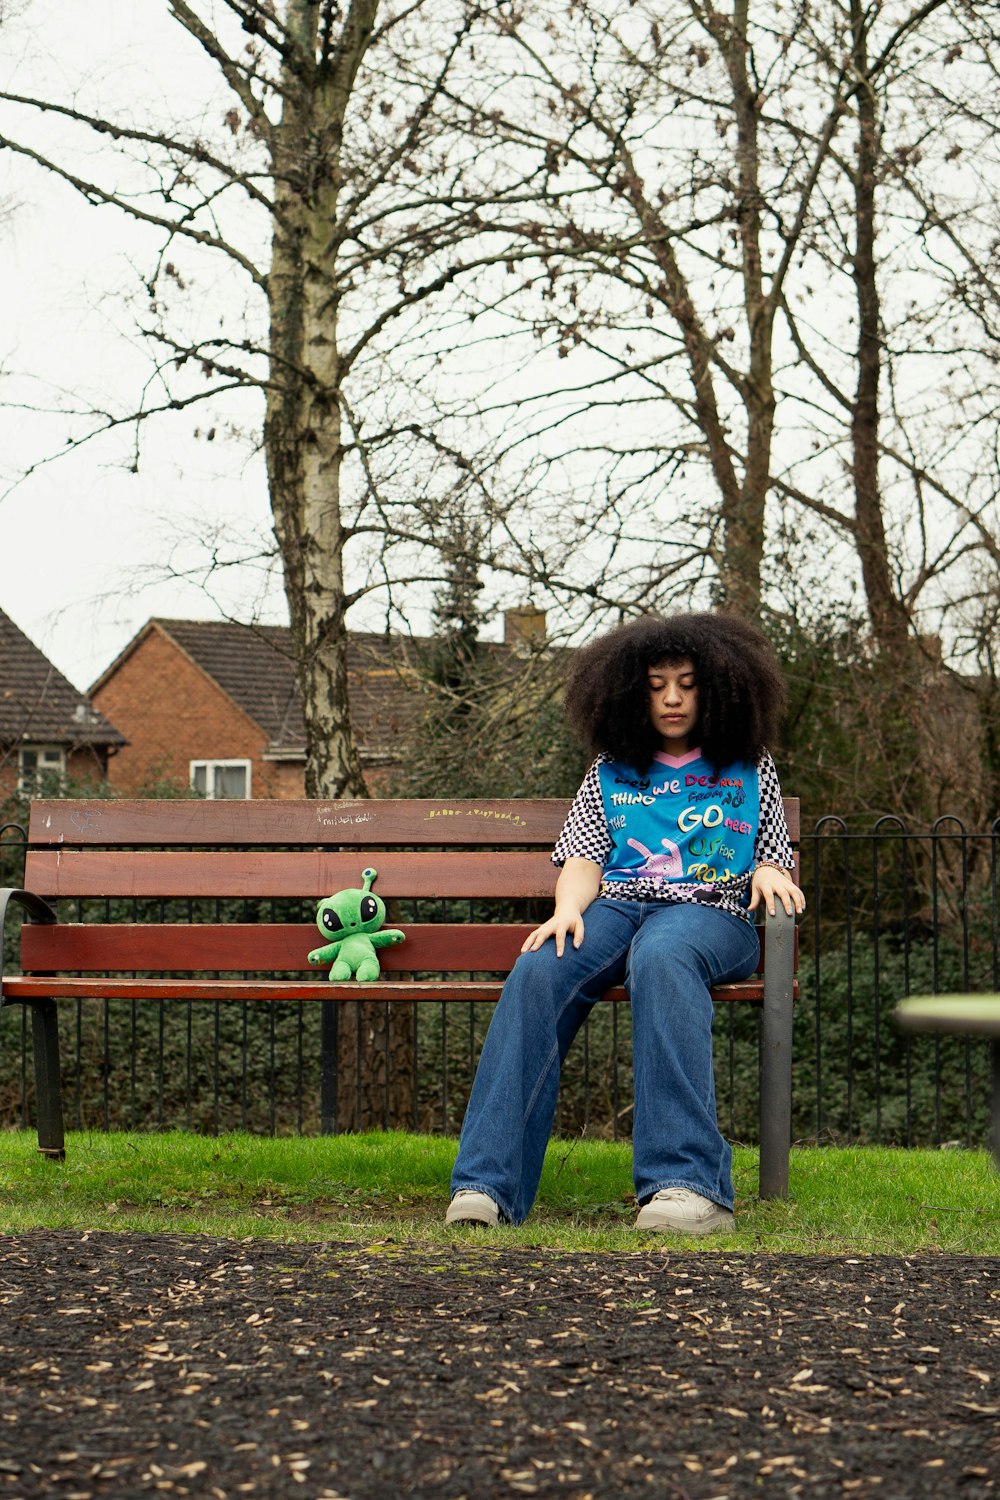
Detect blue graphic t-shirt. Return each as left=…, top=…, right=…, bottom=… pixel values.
left=599, top=751, right=759, bottom=906
left=553, top=748, right=793, bottom=923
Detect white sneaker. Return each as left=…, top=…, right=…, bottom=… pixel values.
left=445, top=1190, right=500, bottom=1227
left=635, top=1188, right=735, bottom=1236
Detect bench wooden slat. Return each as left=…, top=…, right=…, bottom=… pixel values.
left=28, top=796, right=800, bottom=847
left=24, top=840, right=800, bottom=904
left=27, top=799, right=571, bottom=848
left=23, top=850, right=560, bottom=901
left=18, top=921, right=775, bottom=976
left=2, top=975, right=770, bottom=1005
left=19, top=923, right=535, bottom=974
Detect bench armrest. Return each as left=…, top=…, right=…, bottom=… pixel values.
left=0, top=888, right=57, bottom=1009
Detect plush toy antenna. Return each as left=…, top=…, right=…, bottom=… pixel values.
left=361, top=867, right=377, bottom=891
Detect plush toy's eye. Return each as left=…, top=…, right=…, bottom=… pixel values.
left=321, top=908, right=343, bottom=934
left=360, top=895, right=378, bottom=923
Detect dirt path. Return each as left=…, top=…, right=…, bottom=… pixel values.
left=0, top=1232, right=997, bottom=1498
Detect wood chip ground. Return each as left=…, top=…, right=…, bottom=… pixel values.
left=0, top=1232, right=996, bottom=1497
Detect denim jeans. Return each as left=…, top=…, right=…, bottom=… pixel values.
left=450, top=898, right=760, bottom=1224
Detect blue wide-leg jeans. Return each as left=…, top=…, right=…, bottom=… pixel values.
left=450, top=899, right=759, bottom=1224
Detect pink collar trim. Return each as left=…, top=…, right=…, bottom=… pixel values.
left=653, top=747, right=702, bottom=769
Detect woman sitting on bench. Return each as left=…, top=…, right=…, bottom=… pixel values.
left=447, top=611, right=804, bottom=1235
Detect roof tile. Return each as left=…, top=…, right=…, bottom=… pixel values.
left=0, top=608, right=125, bottom=748
left=148, top=619, right=426, bottom=758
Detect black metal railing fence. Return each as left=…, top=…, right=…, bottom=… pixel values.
left=1, top=815, right=997, bottom=1149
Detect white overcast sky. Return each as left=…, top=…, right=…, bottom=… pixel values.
left=0, top=1, right=295, bottom=693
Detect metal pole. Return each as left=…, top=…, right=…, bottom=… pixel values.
left=759, top=906, right=795, bottom=1200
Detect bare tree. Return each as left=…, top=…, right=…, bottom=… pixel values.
left=772, top=0, right=1000, bottom=823
left=0, top=0, right=552, bottom=796
left=433, top=1, right=871, bottom=618
left=428, top=1, right=1000, bottom=821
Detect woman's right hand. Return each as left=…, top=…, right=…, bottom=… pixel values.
left=522, top=859, right=602, bottom=957
left=521, top=907, right=585, bottom=957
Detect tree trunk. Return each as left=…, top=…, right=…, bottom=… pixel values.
left=265, top=0, right=377, bottom=801
left=265, top=2, right=420, bottom=1127
left=850, top=2, right=911, bottom=663
left=718, top=0, right=773, bottom=619
left=627, top=0, right=777, bottom=619
left=848, top=2, right=954, bottom=843
left=327, top=999, right=418, bottom=1133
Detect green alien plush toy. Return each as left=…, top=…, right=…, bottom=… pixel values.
left=308, top=867, right=405, bottom=982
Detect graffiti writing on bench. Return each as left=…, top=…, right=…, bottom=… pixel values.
left=316, top=808, right=377, bottom=828
left=425, top=808, right=528, bottom=828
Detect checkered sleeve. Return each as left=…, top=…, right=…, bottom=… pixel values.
left=552, top=757, right=612, bottom=868
left=755, top=750, right=794, bottom=870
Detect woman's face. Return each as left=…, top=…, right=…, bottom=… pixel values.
left=647, top=657, right=699, bottom=754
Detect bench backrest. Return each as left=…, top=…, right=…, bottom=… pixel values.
left=19, top=797, right=799, bottom=978
left=24, top=799, right=572, bottom=899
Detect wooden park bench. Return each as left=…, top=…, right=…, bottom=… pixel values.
left=0, top=795, right=799, bottom=1197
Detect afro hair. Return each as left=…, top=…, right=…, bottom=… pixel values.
left=564, top=612, right=786, bottom=773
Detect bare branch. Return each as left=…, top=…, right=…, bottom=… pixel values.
left=0, top=132, right=267, bottom=286
left=168, top=0, right=277, bottom=145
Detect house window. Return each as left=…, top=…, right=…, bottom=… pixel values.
left=190, top=759, right=251, bottom=799
left=19, top=745, right=66, bottom=794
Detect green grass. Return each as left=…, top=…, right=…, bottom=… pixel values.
left=0, top=1130, right=997, bottom=1254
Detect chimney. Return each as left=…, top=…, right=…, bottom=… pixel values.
left=504, top=607, right=547, bottom=655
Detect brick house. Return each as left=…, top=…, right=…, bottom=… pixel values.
left=89, top=617, right=428, bottom=799
left=89, top=611, right=551, bottom=800
left=0, top=607, right=125, bottom=799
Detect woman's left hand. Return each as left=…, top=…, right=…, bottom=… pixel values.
left=749, top=866, right=805, bottom=917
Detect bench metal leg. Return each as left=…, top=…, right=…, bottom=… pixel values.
left=30, top=999, right=65, bottom=1161
left=759, top=906, right=794, bottom=1200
